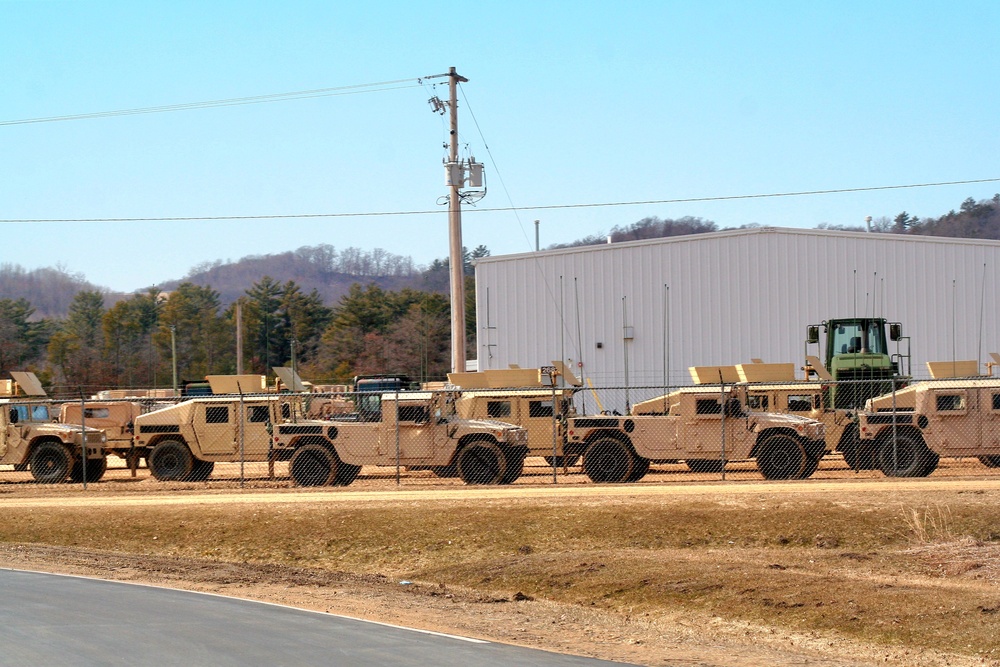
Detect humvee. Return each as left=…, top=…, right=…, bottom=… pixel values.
left=568, top=384, right=826, bottom=482
left=853, top=378, right=1000, bottom=477
left=133, top=393, right=297, bottom=481
left=448, top=363, right=582, bottom=467
left=59, top=401, right=146, bottom=471
left=452, top=388, right=579, bottom=466
left=691, top=363, right=884, bottom=471
left=285, top=390, right=530, bottom=486
left=133, top=386, right=530, bottom=486
left=1, top=372, right=107, bottom=483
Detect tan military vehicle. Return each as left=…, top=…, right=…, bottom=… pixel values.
left=133, top=377, right=530, bottom=486
left=1, top=372, right=107, bottom=483
left=570, top=384, right=826, bottom=482
left=285, top=390, right=530, bottom=486
left=852, top=378, right=1000, bottom=477
left=449, top=364, right=582, bottom=467
left=133, top=391, right=296, bottom=481
left=691, top=362, right=887, bottom=471
left=59, top=401, right=146, bottom=471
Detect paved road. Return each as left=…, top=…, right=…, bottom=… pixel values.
left=0, top=570, right=635, bottom=666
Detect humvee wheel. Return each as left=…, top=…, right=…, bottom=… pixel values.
left=979, top=455, right=1000, bottom=468
left=189, top=459, right=215, bottom=481
left=543, top=455, right=580, bottom=468
left=839, top=424, right=877, bottom=470
left=148, top=440, right=195, bottom=481
left=798, top=455, right=821, bottom=479
left=627, top=455, right=651, bottom=482
left=457, top=440, right=506, bottom=485
left=756, top=434, right=807, bottom=480
left=878, top=433, right=937, bottom=478
left=334, top=461, right=361, bottom=486
left=30, top=441, right=72, bottom=484
left=500, top=450, right=525, bottom=484
left=289, top=444, right=337, bottom=486
left=685, top=459, right=725, bottom=473
left=69, top=455, right=108, bottom=483
left=582, top=437, right=635, bottom=483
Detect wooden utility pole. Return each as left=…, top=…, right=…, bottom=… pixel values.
left=446, top=67, right=468, bottom=373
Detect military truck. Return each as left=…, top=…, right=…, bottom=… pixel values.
left=852, top=378, right=1000, bottom=477
left=133, top=382, right=530, bottom=486
left=286, top=390, right=530, bottom=486
left=570, top=384, right=826, bottom=482
left=59, top=401, right=147, bottom=472
left=449, top=364, right=582, bottom=467
left=1, top=372, right=107, bottom=483
left=453, top=388, right=578, bottom=466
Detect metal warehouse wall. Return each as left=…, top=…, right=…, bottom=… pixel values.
left=474, top=227, right=1000, bottom=395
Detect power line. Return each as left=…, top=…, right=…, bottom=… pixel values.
left=2, top=177, right=998, bottom=224
left=0, top=78, right=422, bottom=126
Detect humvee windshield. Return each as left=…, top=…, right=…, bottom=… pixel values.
left=10, top=404, right=50, bottom=422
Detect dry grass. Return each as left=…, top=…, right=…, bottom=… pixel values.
left=2, top=485, right=1000, bottom=662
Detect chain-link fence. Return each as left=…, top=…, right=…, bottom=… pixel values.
left=5, top=377, right=1000, bottom=487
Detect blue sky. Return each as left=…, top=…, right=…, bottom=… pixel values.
left=3, top=1, right=999, bottom=293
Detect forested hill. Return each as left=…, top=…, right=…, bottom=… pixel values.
left=159, top=245, right=442, bottom=309
left=0, top=265, right=110, bottom=319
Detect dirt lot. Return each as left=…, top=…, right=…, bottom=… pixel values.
left=2, top=462, right=1000, bottom=667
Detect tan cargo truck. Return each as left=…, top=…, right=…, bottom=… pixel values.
left=852, top=378, right=1000, bottom=477
left=569, top=384, right=826, bottom=482
left=286, top=390, right=530, bottom=486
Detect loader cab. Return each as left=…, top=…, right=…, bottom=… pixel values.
left=806, top=318, right=907, bottom=410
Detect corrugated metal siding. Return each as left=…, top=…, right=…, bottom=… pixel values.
left=474, top=228, right=1000, bottom=401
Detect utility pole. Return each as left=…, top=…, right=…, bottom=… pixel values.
left=427, top=67, right=478, bottom=374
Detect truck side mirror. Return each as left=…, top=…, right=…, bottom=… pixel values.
left=806, top=326, right=819, bottom=344
left=9, top=408, right=17, bottom=424
left=889, top=323, right=901, bottom=341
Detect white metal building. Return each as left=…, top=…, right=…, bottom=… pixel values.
left=473, top=227, right=1000, bottom=396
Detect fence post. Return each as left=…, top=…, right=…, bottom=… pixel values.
left=395, top=390, right=401, bottom=486
left=238, top=391, right=245, bottom=489
left=551, top=384, right=558, bottom=484
left=79, top=392, right=87, bottom=490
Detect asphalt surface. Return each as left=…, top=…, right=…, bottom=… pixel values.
left=0, top=569, right=635, bottom=666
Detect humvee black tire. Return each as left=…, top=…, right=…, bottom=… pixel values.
left=30, top=440, right=72, bottom=484
left=13, top=462, right=29, bottom=472
left=543, top=455, right=580, bottom=468
left=69, top=455, right=108, bottom=483
left=429, top=464, right=459, bottom=478
left=582, top=437, right=635, bottom=483
left=148, top=440, right=195, bottom=481
left=685, top=459, right=725, bottom=473
left=877, top=433, right=937, bottom=478
left=979, top=455, right=1000, bottom=468
left=756, top=434, right=807, bottom=480
left=189, top=459, right=215, bottom=481
left=798, top=454, right=821, bottom=479
left=839, top=424, right=878, bottom=470
left=289, top=444, right=337, bottom=486
left=334, top=461, right=361, bottom=486
left=457, top=440, right=506, bottom=485
left=627, top=455, right=651, bottom=482
left=500, top=449, right=525, bottom=484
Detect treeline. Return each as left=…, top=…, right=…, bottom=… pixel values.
left=1, top=251, right=484, bottom=395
